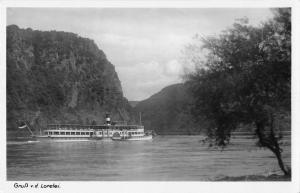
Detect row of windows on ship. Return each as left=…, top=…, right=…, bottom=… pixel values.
left=44, top=131, right=143, bottom=135
left=47, top=126, right=141, bottom=130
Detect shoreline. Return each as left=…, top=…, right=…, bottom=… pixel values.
left=214, top=174, right=291, bottom=181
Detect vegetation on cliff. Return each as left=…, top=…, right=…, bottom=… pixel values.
left=7, top=25, right=134, bottom=134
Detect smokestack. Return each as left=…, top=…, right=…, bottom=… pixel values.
left=105, top=113, right=111, bottom=125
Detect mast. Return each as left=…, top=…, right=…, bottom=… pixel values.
left=139, top=112, right=142, bottom=125
left=26, top=122, right=35, bottom=137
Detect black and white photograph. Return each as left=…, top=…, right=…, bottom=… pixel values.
left=1, top=1, right=299, bottom=192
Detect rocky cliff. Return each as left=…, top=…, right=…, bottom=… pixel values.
left=7, top=25, right=134, bottom=134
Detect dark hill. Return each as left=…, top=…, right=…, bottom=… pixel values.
left=134, top=83, right=203, bottom=135
left=7, top=25, right=134, bottom=135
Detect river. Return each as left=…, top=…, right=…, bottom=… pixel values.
left=7, top=134, right=291, bottom=181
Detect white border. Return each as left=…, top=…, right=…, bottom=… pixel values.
left=0, top=1, right=299, bottom=193
left=0, top=2, right=7, bottom=193
left=0, top=0, right=295, bottom=8
left=291, top=1, right=300, bottom=192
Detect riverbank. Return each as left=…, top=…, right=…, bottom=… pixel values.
left=214, top=174, right=291, bottom=181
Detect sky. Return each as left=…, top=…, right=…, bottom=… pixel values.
left=7, top=8, right=273, bottom=101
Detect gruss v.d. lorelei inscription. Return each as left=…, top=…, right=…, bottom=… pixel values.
left=14, top=182, right=60, bottom=189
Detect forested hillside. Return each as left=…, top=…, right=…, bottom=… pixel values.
left=134, top=83, right=203, bottom=135
left=7, top=25, right=134, bottom=134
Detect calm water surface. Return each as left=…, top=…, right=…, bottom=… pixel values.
left=7, top=135, right=291, bottom=181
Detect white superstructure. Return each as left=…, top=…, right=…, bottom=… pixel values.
left=19, top=114, right=153, bottom=141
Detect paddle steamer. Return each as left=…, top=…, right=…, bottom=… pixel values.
left=18, top=114, right=153, bottom=141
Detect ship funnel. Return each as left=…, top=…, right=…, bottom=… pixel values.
left=105, top=113, right=111, bottom=125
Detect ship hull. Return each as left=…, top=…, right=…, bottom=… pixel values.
left=127, top=135, right=153, bottom=141
left=111, top=135, right=153, bottom=141
left=35, top=136, right=99, bottom=142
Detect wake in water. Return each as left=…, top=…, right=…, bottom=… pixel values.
left=7, top=141, right=40, bottom=145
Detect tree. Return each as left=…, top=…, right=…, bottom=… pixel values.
left=185, top=8, right=291, bottom=175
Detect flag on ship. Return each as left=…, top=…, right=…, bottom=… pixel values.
left=18, top=121, right=27, bottom=129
